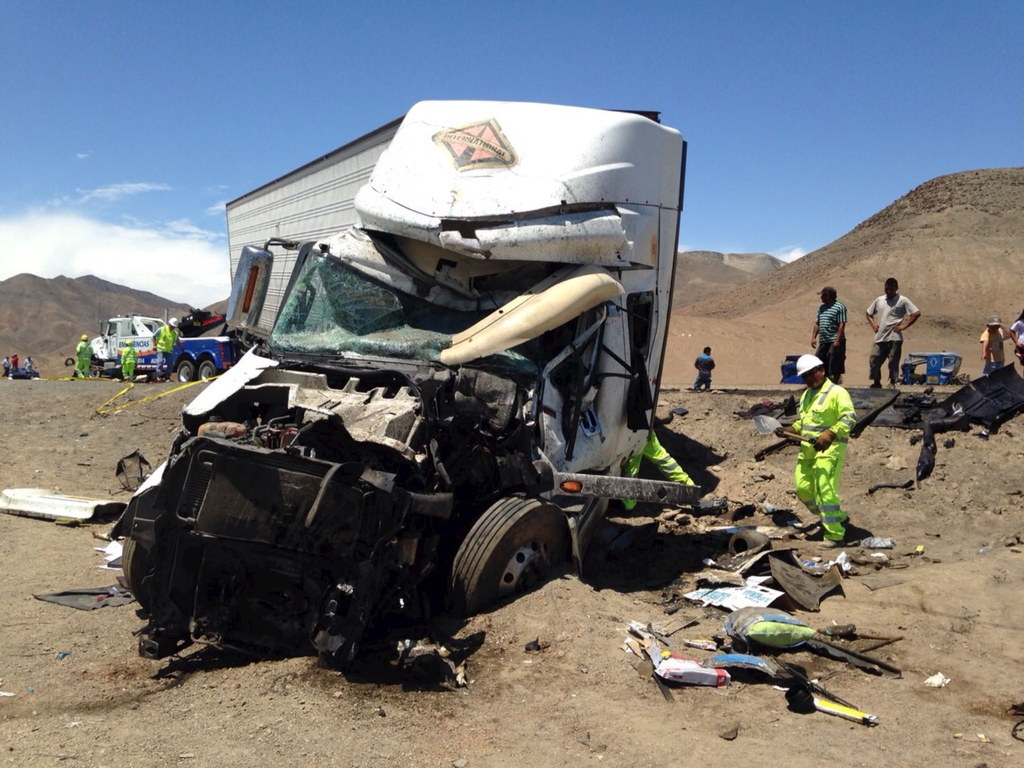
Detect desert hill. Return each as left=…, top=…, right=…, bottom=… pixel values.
left=665, top=167, right=1024, bottom=386
left=2, top=167, right=1021, bottom=385
left=671, top=250, right=783, bottom=308
left=0, top=273, right=191, bottom=372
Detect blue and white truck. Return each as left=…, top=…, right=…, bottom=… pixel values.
left=85, top=314, right=239, bottom=381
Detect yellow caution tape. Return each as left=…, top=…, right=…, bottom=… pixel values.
left=95, top=377, right=217, bottom=416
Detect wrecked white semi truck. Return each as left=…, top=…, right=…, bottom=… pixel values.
left=119, top=101, right=697, bottom=664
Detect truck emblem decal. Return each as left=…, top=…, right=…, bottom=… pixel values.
left=432, top=119, right=518, bottom=170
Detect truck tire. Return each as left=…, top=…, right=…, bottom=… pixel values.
left=122, top=537, right=154, bottom=611
left=449, top=497, right=569, bottom=617
left=176, top=359, right=196, bottom=382
left=197, top=359, right=217, bottom=381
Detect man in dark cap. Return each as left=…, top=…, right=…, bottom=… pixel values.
left=811, top=286, right=846, bottom=384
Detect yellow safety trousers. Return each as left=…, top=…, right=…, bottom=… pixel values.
left=794, top=447, right=848, bottom=541
left=622, top=433, right=694, bottom=509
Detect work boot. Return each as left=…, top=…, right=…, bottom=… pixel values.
left=869, top=381, right=882, bottom=389
left=820, top=538, right=847, bottom=549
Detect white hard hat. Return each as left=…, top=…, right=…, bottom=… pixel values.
left=169, top=318, right=179, bottom=327
left=795, top=354, right=824, bottom=376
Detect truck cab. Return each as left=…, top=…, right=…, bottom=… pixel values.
left=90, top=315, right=164, bottom=372
left=120, top=101, right=694, bottom=664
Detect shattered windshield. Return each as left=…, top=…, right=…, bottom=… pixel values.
left=269, top=252, right=537, bottom=372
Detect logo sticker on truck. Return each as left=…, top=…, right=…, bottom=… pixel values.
left=433, top=119, right=518, bottom=170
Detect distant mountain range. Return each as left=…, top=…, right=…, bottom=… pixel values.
left=3, top=167, right=1021, bottom=385
left=672, top=250, right=784, bottom=308
left=0, top=274, right=193, bottom=372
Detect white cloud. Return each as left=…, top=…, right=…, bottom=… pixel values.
left=162, top=218, right=221, bottom=241
left=205, top=200, right=227, bottom=217
left=771, top=246, right=807, bottom=262
left=0, top=211, right=230, bottom=306
left=76, top=152, right=92, bottom=160
left=77, top=182, right=171, bottom=203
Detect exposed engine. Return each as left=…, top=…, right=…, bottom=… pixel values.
left=125, top=362, right=548, bottom=663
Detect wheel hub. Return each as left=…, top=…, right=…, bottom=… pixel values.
left=498, top=541, right=548, bottom=597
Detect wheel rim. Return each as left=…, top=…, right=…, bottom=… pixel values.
left=499, top=541, right=550, bottom=597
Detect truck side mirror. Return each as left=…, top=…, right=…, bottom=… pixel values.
left=227, top=246, right=273, bottom=335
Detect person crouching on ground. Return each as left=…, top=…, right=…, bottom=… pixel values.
left=692, top=347, right=715, bottom=391
left=777, top=354, right=857, bottom=547
left=620, top=432, right=695, bottom=510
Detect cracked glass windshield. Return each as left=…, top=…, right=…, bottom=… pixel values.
left=270, top=252, right=537, bottom=371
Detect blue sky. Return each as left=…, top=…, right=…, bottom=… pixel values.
left=1, top=1, right=1020, bottom=306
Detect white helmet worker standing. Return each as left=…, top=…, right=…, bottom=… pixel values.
left=787, top=352, right=858, bottom=547
left=795, top=354, right=825, bottom=377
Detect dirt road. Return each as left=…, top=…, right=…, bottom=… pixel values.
left=1, top=379, right=1022, bottom=767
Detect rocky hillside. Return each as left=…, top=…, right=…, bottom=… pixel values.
left=0, top=273, right=191, bottom=372
left=664, top=168, right=1024, bottom=385
left=672, top=250, right=783, bottom=308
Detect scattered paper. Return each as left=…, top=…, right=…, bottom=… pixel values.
left=684, top=583, right=784, bottom=610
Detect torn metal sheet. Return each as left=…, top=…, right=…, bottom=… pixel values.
left=183, top=347, right=279, bottom=417
left=705, top=653, right=784, bottom=680
left=769, top=555, right=844, bottom=611
left=805, top=637, right=902, bottom=678
left=708, top=547, right=774, bottom=574
left=34, top=586, right=135, bottom=610
left=115, top=450, right=152, bottom=492
left=915, top=422, right=937, bottom=487
left=0, top=488, right=126, bottom=522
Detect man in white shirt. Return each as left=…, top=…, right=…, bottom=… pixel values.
left=865, top=277, right=920, bottom=388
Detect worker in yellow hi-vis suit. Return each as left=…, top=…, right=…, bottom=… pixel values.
left=780, top=354, right=858, bottom=546
left=120, top=342, right=137, bottom=380
left=621, top=432, right=695, bottom=510
left=74, top=334, right=92, bottom=379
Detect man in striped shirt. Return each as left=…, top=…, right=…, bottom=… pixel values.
left=812, top=286, right=847, bottom=384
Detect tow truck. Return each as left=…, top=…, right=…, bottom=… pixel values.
left=78, top=312, right=238, bottom=381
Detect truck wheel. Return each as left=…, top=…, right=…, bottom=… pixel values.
left=122, top=537, right=153, bottom=611
left=176, top=359, right=196, bottom=382
left=449, top=497, right=569, bottom=616
left=197, top=360, right=217, bottom=380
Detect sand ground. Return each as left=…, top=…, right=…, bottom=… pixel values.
left=1, top=377, right=1022, bottom=767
